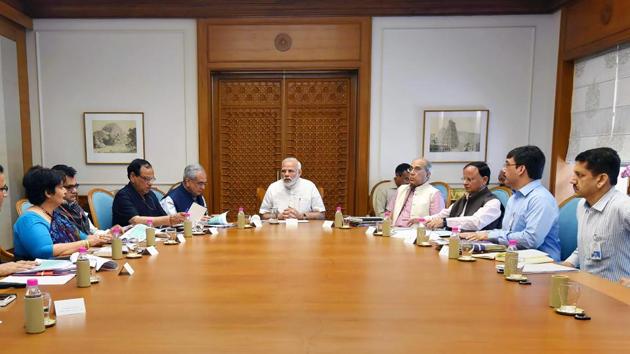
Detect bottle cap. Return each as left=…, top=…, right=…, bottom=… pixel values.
left=418, top=218, right=426, bottom=223
left=509, top=239, right=518, bottom=246
left=27, top=279, right=38, bottom=286
left=147, top=218, right=153, bottom=226
left=184, top=212, right=191, bottom=217
left=111, top=226, right=122, bottom=235
left=336, top=206, right=342, bottom=212
left=451, top=226, right=460, bottom=232
left=384, top=211, right=390, bottom=217
left=78, top=246, right=87, bottom=253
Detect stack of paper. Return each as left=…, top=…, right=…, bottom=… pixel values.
left=522, top=263, right=578, bottom=274
left=12, top=259, right=75, bottom=276
left=69, top=252, right=118, bottom=271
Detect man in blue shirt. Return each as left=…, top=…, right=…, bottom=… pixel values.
left=462, top=145, right=561, bottom=261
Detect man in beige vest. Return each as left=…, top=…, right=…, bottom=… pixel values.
left=386, top=158, right=444, bottom=227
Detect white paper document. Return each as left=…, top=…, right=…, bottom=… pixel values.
left=69, top=253, right=117, bottom=271
left=0, top=274, right=75, bottom=285
left=54, top=298, right=86, bottom=316
left=120, top=224, right=148, bottom=242
left=522, top=263, right=579, bottom=274
left=208, top=211, right=229, bottom=225
left=187, top=202, right=207, bottom=224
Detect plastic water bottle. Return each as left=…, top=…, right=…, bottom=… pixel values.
left=416, top=218, right=427, bottom=245
left=504, top=240, right=519, bottom=277
left=334, top=206, right=344, bottom=228
left=24, top=279, right=45, bottom=334
left=146, top=218, right=156, bottom=245
left=237, top=207, right=246, bottom=229
left=111, top=225, right=123, bottom=260
left=76, top=246, right=91, bottom=288
left=183, top=212, right=193, bottom=238
left=382, top=211, right=392, bottom=237
left=448, top=226, right=461, bottom=259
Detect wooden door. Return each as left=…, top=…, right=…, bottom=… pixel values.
left=211, top=72, right=357, bottom=219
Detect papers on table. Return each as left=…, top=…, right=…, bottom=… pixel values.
left=278, top=219, right=309, bottom=223
left=208, top=211, right=229, bottom=226
left=522, top=263, right=579, bottom=274
left=14, top=259, right=75, bottom=276
left=92, top=245, right=129, bottom=258
left=0, top=274, right=75, bottom=285
left=390, top=228, right=418, bottom=244
left=120, top=224, right=148, bottom=242
left=187, top=202, right=207, bottom=224
left=69, top=252, right=118, bottom=271
left=472, top=252, right=502, bottom=260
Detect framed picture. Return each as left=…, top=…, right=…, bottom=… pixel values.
left=84, top=112, right=145, bottom=164
left=422, top=110, right=489, bottom=162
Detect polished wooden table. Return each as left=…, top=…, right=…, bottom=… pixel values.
left=1, top=221, right=629, bottom=353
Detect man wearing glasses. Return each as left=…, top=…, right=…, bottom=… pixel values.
left=113, top=159, right=186, bottom=227
left=161, top=164, right=208, bottom=214
left=424, top=161, right=503, bottom=232
left=386, top=158, right=444, bottom=227
left=51, top=164, right=113, bottom=236
left=461, top=145, right=560, bottom=261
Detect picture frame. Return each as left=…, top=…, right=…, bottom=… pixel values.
left=422, top=110, right=489, bottom=162
left=84, top=112, right=145, bottom=164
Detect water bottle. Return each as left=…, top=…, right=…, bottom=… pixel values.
left=382, top=211, right=392, bottom=237
left=416, top=218, right=427, bottom=245
left=24, top=279, right=45, bottom=334
left=237, top=207, right=246, bottom=229
left=183, top=212, right=193, bottom=238
left=111, top=225, right=123, bottom=260
left=76, top=246, right=91, bottom=288
left=146, top=218, right=156, bottom=245
left=448, top=226, right=461, bottom=259
left=334, top=206, right=344, bottom=228
left=504, top=240, right=519, bottom=277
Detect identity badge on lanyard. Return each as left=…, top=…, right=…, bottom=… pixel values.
left=590, top=234, right=603, bottom=261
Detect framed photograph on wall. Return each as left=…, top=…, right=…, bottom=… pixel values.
left=84, top=112, right=145, bottom=164
left=422, top=110, right=489, bottom=162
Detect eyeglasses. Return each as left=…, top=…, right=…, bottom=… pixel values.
left=63, top=184, right=80, bottom=191
left=407, top=166, right=425, bottom=174
left=139, top=175, right=156, bottom=183
left=0, top=185, right=7, bottom=193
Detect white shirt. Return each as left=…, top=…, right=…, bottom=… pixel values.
left=259, top=178, right=325, bottom=214
left=160, top=195, right=207, bottom=216
left=427, top=198, right=502, bottom=231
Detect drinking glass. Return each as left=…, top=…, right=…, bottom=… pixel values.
left=558, top=282, right=581, bottom=313
left=270, top=207, right=279, bottom=223
left=375, top=221, right=383, bottom=234
left=42, top=292, right=53, bottom=326
left=127, top=237, right=139, bottom=256
left=165, top=227, right=177, bottom=242
left=460, top=241, right=474, bottom=258
left=342, top=216, right=351, bottom=228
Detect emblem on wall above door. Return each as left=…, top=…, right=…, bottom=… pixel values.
left=274, top=33, right=292, bottom=52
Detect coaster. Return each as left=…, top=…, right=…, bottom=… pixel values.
left=243, top=225, right=253, bottom=229
left=373, top=231, right=383, bottom=236
left=192, top=231, right=205, bottom=235
left=505, top=274, right=528, bottom=282
left=556, top=306, right=585, bottom=316
left=268, top=220, right=280, bottom=225
left=418, top=241, right=432, bottom=247
left=90, top=276, right=100, bottom=284
left=339, top=225, right=352, bottom=229
left=457, top=256, right=476, bottom=262
left=164, top=240, right=179, bottom=245
left=126, top=253, right=142, bottom=259
left=45, top=317, right=56, bottom=327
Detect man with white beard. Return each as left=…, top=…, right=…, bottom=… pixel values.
left=259, top=157, right=325, bottom=220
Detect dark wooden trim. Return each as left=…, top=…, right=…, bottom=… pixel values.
left=0, top=15, right=31, bottom=172
left=22, top=0, right=570, bottom=19
left=197, top=19, right=211, bottom=210
left=0, top=1, right=32, bottom=29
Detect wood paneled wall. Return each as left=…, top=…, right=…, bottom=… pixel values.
left=198, top=17, right=371, bottom=215
left=551, top=0, right=630, bottom=200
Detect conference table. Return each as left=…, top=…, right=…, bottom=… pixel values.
left=1, top=221, right=629, bottom=353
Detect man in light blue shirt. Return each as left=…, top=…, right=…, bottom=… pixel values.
left=462, top=145, right=561, bottom=261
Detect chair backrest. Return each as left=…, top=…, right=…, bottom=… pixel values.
left=558, top=195, right=583, bottom=260
left=151, top=187, right=165, bottom=201
left=490, top=186, right=512, bottom=208
left=16, top=198, right=33, bottom=216
left=368, top=179, right=391, bottom=216
left=88, top=188, right=115, bottom=230
left=167, top=182, right=182, bottom=195
left=430, top=181, right=451, bottom=207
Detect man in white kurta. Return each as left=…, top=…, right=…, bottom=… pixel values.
left=259, top=157, right=325, bottom=220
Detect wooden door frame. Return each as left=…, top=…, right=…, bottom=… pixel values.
left=197, top=17, right=371, bottom=215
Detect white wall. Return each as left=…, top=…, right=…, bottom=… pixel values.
left=27, top=19, right=198, bottom=194
left=0, top=36, right=22, bottom=250
left=370, top=14, right=560, bottom=188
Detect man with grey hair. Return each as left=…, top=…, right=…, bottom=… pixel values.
left=385, top=157, right=444, bottom=227
left=161, top=164, right=208, bottom=215
left=259, top=157, right=325, bottom=220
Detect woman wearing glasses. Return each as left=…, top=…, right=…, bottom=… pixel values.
left=13, top=166, right=108, bottom=260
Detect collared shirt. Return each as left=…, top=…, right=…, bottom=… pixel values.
left=488, top=180, right=561, bottom=261
left=372, top=180, right=398, bottom=217
left=565, top=188, right=630, bottom=282
left=259, top=178, right=325, bottom=214
left=428, top=198, right=502, bottom=231
left=389, top=186, right=444, bottom=227
left=112, top=183, right=166, bottom=226
left=160, top=184, right=207, bottom=215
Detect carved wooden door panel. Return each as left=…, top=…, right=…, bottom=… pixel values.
left=212, top=73, right=356, bottom=219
